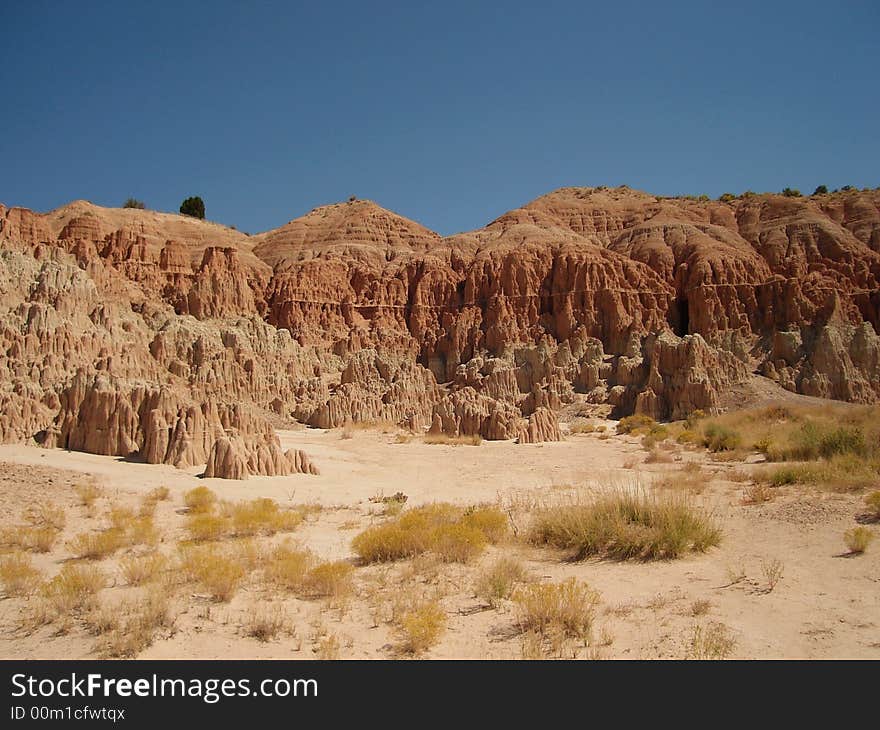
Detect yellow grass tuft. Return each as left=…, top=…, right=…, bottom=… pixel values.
left=461, top=506, right=509, bottom=543
left=513, top=578, right=599, bottom=643
left=302, top=560, right=355, bottom=600
left=185, top=512, right=230, bottom=542
left=474, top=557, right=530, bottom=607
left=147, top=486, right=171, bottom=502
left=119, top=552, right=168, bottom=585
left=178, top=545, right=245, bottom=602
left=352, top=503, right=502, bottom=564
left=843, top=527, right=874, bottom=554
left=264, top=544, right=315, bottom=592
left=866, top=491, right=880, bottom=521
left=616, top=414, right=657, bottom=435
left=75, top=483, right=102, bottom=507
left=23, top=501, right=66, bottom=531
left=184, top=486, right=217, bottom=513
left=40, top=564, right=105, bottom=617
left=0, top=552, right=43, bottom=597
left=422, top=433, right=482, bottom=446
left=98, top=587, right=173, bottom=657
left=430, top=523, right=487, bottom=563
left=1, top=526, right=60, bottom=553
left=528, top=487, right=721, bottom=561
left=689, top=621, right=736, bottom=659
left=396, top=600, right=446, bottom=654
left=67, top=529, right=126, bottom=560
left=228, top=498, right=303, bottom=536
left=245, top=604, right=289, bottom=642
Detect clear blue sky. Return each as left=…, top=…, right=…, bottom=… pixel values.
left=2, top=1, right=878, bottom=235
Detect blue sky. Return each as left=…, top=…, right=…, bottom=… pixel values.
left=2, top=1, right=878, bottom=235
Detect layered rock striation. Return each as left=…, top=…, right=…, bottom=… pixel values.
left=1, top=186, right=878, bottom=473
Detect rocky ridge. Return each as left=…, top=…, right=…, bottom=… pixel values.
left=1, top=187, right=878, bottom=477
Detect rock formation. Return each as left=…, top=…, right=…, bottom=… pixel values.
left=1, top=186, right=878, bottom=475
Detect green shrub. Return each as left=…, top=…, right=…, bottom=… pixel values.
left=179, top=196, right=205, bottom=219
left=702, top=423, right=741, bottom=452
left=781, top=187, right=802, bottom=197
left=812, top=185, right=828, bottom=195
left=718, top=193, right=736, bottom=203
left=123, top=198, right=145, bottom=209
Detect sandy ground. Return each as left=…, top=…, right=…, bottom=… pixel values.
left=0, top=427, right=877, bottom=660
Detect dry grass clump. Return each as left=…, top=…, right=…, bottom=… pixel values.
left=1, top=525, right=60, bottom=553
left=513, top=578, right=600, bottom=649
left=108, top=506, right=157, bottom=544
left=138, top=487, right=170, bottom=518
left=226, top=538, right=266, bottom=571
left=67, top=529, right=126, bottom=560
left=461, top=506, right=509, bottom=543
left=68, top=506, right=158, bottom=559
left=865, top=491, right=880, bottom=521
left=569, top=421, right=596, bottom=434
left=185, top=512, right=229, bottom=542
left=395, top=600, right=446, bottom=654
left=690, top=599, right=712, bottom=616
left=119, top=552, right=168, bottom=585
left=227, top=498, right=303, bottom=536
left=264, top=543, right=315, bottom=592
left=352, top=503, right=505, bottom=564
left=702, top=422, right=742, bottom=452
left=843, top=527, right=873, bottom=555
left=696, top=405, right=880, bottom=468
left=245, top=604, right=289, bottom=642
left=741, top=483, right=775, bottom=505
left=0, top=552, right=43, bottom=597
left=616, top=414, right=657, bottom=435
left=302, top=560, right=354, bottom=600
left=654, top=469, right=706, bottom=495
left=184, top=486, right=217, bottom=513
left=423, top=432, right=482, bottom=446
left=689, top=621, right=736, bottom=659
left=761, top=558, right=784, bottom=592
left=97, top=587, right=173, bottom=657
left=24, top=501, right=67, bottom=531
left=643, top=447, right=674, bottom=463
left=1, top=501, right=67, bottom=553
left=765, top=454, right=879, bottom=492
left=676, top=429, right=702, bottom=445
left=39, top=564, right=105, bottom=618
left=147, top=485, right=171, bottom=502
left=178, top=545, right=244, bottom=602
left=431, top=523, right=487, bottom=563
left=474, top=557, right=531, bottom=607
left=528, top=487, right=721, bottom=560
left=185, top=497, right=303, bottom=542
left=75, top=483, right=102, bottom=507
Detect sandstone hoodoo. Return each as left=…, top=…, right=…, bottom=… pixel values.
left=1, top=187, right=878, bottom=476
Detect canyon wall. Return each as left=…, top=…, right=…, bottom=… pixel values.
left=1, top=187, right=878, bottom=475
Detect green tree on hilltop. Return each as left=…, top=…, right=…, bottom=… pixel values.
left=180, top=196, right=205, bottom=219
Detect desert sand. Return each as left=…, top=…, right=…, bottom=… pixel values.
left=0, top=419, right=876, bottom=661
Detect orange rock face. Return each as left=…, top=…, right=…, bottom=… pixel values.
left=2, top=187, right=878, bottom=474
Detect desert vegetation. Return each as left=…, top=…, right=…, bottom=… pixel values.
left=352, top=503, right=508, bottom=564
left=528, top=488, right=721, bottom=560
left=1, top=399, right=878, bottom=660
left=677, top=405, right=880, bottom=494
